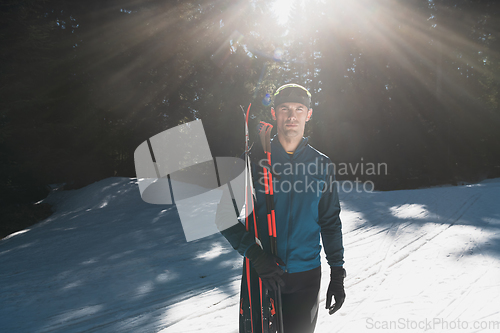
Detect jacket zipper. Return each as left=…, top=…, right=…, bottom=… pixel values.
left=284, top=155, right=294, bottom=273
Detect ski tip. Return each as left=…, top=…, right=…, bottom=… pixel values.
left=245, top=104, right=252, bottom=123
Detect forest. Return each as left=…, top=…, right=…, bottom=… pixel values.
left=1, top=0, right=499, bottom=238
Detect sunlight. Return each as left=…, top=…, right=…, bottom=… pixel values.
left=271, top=0, right=294, bottom=25
left=194, top=242, right=230, bottom=261
left=389, top=204, right=431, bottom=220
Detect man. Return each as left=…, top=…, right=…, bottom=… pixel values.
left=217, top=84, right=345, bottom=333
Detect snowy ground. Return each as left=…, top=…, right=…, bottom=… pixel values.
left=1, top=177, right=499, bottom=332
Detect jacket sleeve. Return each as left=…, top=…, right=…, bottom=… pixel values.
left=317, top=162, right=344, bottom=267
left=215, top=185, right=256, bottom=257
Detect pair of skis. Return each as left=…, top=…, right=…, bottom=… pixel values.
left=239, top=104, right=284, bottom=333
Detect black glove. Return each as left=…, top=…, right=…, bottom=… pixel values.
left=246, top=244, right=285, bottom=291
left=326, top=267, right=346, bottom=315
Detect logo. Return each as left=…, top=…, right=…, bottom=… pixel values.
left=134, top=120, right=250, bottom=242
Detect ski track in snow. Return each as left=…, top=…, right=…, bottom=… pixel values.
left=1, top=177, right=500, bottom=332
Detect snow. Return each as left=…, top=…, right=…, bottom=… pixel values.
left=1, top=177, right=499, bottom=332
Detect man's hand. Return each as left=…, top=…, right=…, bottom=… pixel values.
left=246, top=244, right=285, bottom=291
left=326, top=267, right=346, bottom=315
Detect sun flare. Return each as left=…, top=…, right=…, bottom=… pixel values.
left=271, top=0, right=294, bottom=25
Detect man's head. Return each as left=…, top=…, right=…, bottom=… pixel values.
left=271, top=84, right=313, bottom=141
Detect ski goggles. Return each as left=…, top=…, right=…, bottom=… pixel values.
left=273, top=84, right=311, bottom=109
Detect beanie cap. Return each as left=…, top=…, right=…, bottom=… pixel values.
left=273, top=84, right=311, bottom=109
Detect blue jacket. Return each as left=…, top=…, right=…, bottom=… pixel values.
left=220, top=136, right=344, bottom=273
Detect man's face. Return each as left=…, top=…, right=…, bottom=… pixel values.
left=272, top=102, right=313, bottom=139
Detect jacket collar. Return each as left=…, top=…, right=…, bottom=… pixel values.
left=271, top=135, right=309, bottom=159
